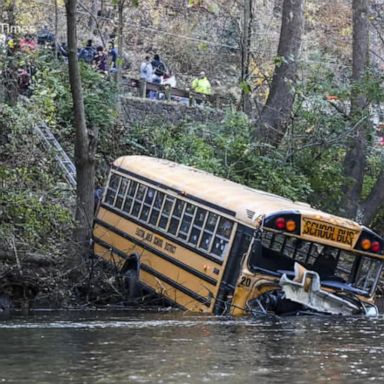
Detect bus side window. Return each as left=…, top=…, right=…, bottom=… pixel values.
left=216, top=218, right=233, bottom=239
left=105, top=173, right=121, bottom=205
left=140, top=188, right=156, bottom=222
left=136, top=184, right=146, bottom=202
left=115, top=178, right=129, bottom=209
left=206, top=213, right=218, bottom=231
left=199, top=213, right=218, bottom=251
left=188, top=208, right=206, bottom=245
left=211, top=218, right=233, bottom=258
left=145, top=188, right=155, bottom=204
left=131, top=184, right=147, bottom=217
left=123, top=180, right=136, bottom=214
left=178, top=204, right=195, bottom=240
left=168, top=200, right=185, bottom=235
left=109, top=173, right=120, bottom=189
left=140, top=204, right=150, bottom=222
left=211, top=238, right=228, bottom=258
left=200, top=231, right=213, bottom=251
left=149, top=192, right=164, bottom=226
left=159, top=196, right=175, bottom=229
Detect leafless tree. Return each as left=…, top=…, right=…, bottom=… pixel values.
left=332, top=0, right=384, bottom=226
left=116, top=0, right=126, bottom=86
left=253, top=0, right=304, bottom=147
left=340, top=0, right=370, bottom=221
left=65, top=0, right=98, bottom=261
left=240, top=0, right=253, bottom=115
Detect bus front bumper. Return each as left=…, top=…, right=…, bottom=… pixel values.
left=279, top=263, right=378, bottom=317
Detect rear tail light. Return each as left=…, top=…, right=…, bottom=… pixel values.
left=275, top=217, right=297, bottom=232
left=355, top=228, right=383, bottom=254
left=286, top=220, right=296, bottom=232
left=360, top=238, right=371, bottom=250
left=360, top=239, right=381, bottom=253
left=275, top=217, right=286, bottom=229
left=265, top=212, right=301, bottom=235
left=371, top=241, right=381, bottom=253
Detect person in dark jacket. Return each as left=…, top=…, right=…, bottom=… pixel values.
left=151, top=54, right=167, bottom=84
left=78, top=39, right=96, bottom=64
left=93, top=46, right=108, bottom=74
left=109, top=41, right=118, bottom=72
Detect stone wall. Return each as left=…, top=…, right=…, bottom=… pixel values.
left=120, top=96, right=226, bottom=127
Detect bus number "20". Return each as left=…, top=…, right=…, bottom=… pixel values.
left=239, top=276, right=251, bottom=287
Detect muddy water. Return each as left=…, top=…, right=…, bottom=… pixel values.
left=0, top=309, right=383, bottom=383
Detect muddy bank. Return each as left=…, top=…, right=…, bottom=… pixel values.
left=2, top=245, right=384, bottom=315
left=0, top=246, right=159, bottom=312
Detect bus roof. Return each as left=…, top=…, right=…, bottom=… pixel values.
left=113, top=156, right=360, bottom=229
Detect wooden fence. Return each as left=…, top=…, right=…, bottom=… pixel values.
left=122, top=78, right=232, bottom=109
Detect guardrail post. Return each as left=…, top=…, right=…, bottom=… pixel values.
left=139, top=80, right=147, bottom=98
left=165, top=85, right=171, bottom=101
left=189, top=92, right=195, bottom=106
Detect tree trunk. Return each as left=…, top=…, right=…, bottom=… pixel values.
left=340, top=0, right=369, bottom=221
left=88, top=0, right=97, bottom=32
left=5, top=0, right=16, bottom=26
left=240, top=0, right=252, bottom=116
left=65, top=0, right=98, bottom=261
left=254, top=0, right=304, bottom=147
left=0, top=1, right=4, bottom=21
left=54, top=0, right=59, bottom=61
left=360, top=170, right=384, bottom=225
left=116, top=0, right=125, bottom=87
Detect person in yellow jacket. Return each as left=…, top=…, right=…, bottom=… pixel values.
left=191, top=71, right=212, bottom=95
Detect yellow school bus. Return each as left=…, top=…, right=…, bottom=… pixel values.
left=93, top=156, right=384, bottom=316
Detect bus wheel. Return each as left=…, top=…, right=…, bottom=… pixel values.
left=121, top=255, right=139, bottom=300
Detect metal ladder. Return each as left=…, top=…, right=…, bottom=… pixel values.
left=34, top=123, right=77, bottom=188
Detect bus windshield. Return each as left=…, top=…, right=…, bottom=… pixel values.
left=248, top=230, right=383, bottom=296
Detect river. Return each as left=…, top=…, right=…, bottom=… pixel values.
left=0, top=309, right=383, bottom=383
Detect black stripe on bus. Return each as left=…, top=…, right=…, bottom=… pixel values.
left=93, top=236, right=130, bottom=260
left=98, top=203, right=224, bottom=266
left=94, top=219, right=218, bottom=287
left=111, top=165, right=236, bottom=218
left=93, top=237, right=211, bottom=307
left=139, top=263, right=212, bottom=307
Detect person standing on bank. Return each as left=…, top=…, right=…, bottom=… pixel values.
left=151, top=54, right=167, bottom=84
left=191, top=71, right=212, bottom=105
left=140, top=55, right=153, bottom=82
left=191, top=71, right=212, bottom=96
left=78, top=39, right=96, bottom=64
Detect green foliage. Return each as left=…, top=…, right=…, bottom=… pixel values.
left=0, top=167, right=73, bottom=246
left=239, top=80, right=251, bottom=94
left=287, top=60, right=384, bottom=219
left=0, top=111, right=74, bottom=248
left=0, top=160, right=72, bottom=248
left=119, top=112, right=313, bottom=202
left=31, top=55, right=118, bottom=136
left=0, top=54, right=77, bottom=250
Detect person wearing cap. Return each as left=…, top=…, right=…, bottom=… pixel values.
left=191, top=71, right=212, bottom=96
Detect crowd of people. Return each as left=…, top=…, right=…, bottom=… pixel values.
left=139, top=53, right=212, bottom=103
left=76, top=39, right=118, bottom=74
left=1, top=25, right=213, bottom=105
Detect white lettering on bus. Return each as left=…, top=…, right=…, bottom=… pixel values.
left=135, top=226, right=176, bottom=254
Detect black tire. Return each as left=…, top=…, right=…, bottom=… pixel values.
left=124, top=269, right=138, bottom=299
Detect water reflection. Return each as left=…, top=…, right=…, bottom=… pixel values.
left=0, top=310, right=383, bottom=383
